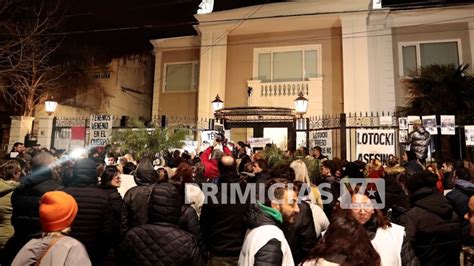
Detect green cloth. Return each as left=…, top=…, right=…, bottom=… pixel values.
left=257, top=201, right=283, bottom=223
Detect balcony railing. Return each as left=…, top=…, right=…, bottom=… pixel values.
left=247, top=78, right=323, bottom=117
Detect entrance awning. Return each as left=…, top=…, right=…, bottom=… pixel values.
left=215, top=106, right=297, bottom=123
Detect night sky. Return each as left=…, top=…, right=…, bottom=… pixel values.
left=61, top=0, right=285, bottom=57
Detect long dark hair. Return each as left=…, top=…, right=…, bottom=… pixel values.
left=99, top=165, right=119, bottom=188
left=304, top=213, right=381, bottom=266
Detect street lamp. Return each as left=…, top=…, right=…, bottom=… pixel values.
left=211, top=94, right=224, bottom=113
left=45, top=97, right=58, bottom=116
left=209, top=94, right=224, bottom=130
left=294, top=91, right=308, bottom=117
left=294, top=91, right=309, bottom=153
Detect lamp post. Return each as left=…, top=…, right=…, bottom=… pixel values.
left=44, top=97, right=58, bottom=149
left=210, top=94, right=224, bottom=129
left=294, top=91, right=309, bottom=153
left=45, top=97, right=58, bottom=116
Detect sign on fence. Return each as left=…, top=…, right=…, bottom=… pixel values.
left=311, top=130, right=333, bottom=158
left=441, top=115, right=456, bottom=135
left=356, top=129, right=395, bottom=163
left=465, top=126, right=474, bottom=146
left=90, top=115, right=113, bottom=146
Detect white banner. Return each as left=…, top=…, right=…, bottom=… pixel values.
left=89, top=115, right=113, bottom=146
left=311, top=130, right=333, bottom=158
left=422, top=115, right=437, bottom=135
left=248, top=137, right=272, bottom=148
left=356, top=129, right=396, bottom=163
left=441, top=115, right=456, bottom=135
left=201, top=130, right=219, bottom=144
left=465, top=126, right=474, bottom=146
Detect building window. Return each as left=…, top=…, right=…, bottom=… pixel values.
left=163, top=61, right=199, bottom=92
left=400, top=40, right=461, bottom=76
left=89, top=71, right=111, bottom=79
left=254, top=45, right=321, bottom=82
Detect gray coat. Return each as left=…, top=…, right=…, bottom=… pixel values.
left=12, top=235, right=91, bottom=266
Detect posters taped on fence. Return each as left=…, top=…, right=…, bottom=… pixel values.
left=465, top=126, right=474, bottom=146
left=356, top=129, right=396, bottom=163
left=89, top=115, right=113, bottom=146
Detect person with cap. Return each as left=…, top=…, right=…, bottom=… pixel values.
left=12, top=191, right=91, bottom=266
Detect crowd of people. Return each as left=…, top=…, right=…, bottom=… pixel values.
left=0, top=139, right=473, bottom=266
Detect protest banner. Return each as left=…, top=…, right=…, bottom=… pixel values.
left=356, top=129, right=396, bottom=163
left=311, top=130, right=333, bottom=158
left=89, top=115, right=113, bottom=146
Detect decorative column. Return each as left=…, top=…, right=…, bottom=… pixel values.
left=341, top=11, right=396, bottom=113
left=341, top=13, right=372, bottom=113
left=8, top=116, right=34, bottom=150
left=196, top=29, right=228, bottom=127
left=36, top=116, right=54, bottom=149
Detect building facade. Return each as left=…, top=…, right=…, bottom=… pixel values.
left=150, top=0, right=474, bottom=146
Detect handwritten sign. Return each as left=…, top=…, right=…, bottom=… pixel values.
left=90, top=115, right=113, bottom=146
left=311, top=130, right=333, bottom=158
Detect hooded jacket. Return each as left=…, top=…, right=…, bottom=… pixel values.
left=399, top=187, right=461, bottom=266
left=239, top=204, right=294, bottom=266
left=446, top=179, right=474, bottom=244
left=61, top=158, right=113, bottom=264
left=120, top=162, right=157, bottom=236
left=120, top=183, right=204, bottom=266
left=0, top=179, right=19, bottom=247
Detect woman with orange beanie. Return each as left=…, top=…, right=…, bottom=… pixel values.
left=12, top=191, right=91, bottom=266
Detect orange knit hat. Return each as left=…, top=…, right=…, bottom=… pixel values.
left=39, top=191, right=78, bottom=232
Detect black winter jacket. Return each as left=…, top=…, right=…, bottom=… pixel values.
left=2, top=171, right=62, bottom=265
left=120, top=165, right=156, bottom=236
left=62, top=158, right=113, bottom=264
left=120, top=183, right=204, bottom=266
left=200, top=180, right=249, bottom=257
left=400, top=187, right=462, bottom=266
left=11, top=171, right=62, bottom=238
left=446, top=180, right=474, bottom=245
left=178, top=205, right=206, bottom=258
left=101, top=187, right=123, bottom=246
left=245, top=204, right=286, bottom=265
left=121, top=185, right=153, bottom=235
left=285, top=201, right=317, bottom=264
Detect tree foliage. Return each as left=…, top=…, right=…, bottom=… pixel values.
left=111, top=119, right=186, bottom=160
left=402, top=64, right=474, bottom=124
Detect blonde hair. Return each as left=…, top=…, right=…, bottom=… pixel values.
left=43, top=227, right=71, bottom=237
left=290, top=160, right=312, bottom=185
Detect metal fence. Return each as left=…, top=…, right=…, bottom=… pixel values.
left=305, top=112, right=472, bottom=162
